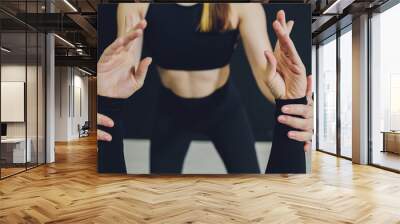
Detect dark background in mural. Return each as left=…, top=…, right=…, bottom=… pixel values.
left=98, top=3, right=311, bottom=141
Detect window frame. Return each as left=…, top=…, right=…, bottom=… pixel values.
left=315, top=24, right=353, bottom=161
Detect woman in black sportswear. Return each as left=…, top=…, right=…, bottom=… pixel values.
left=97, top=3, right=314, bottom=174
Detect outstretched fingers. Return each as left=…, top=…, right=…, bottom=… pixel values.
left=277, top=10, right=288, bottom=32
left=125, top=15, right=147, bottom=33
left=132, top=57, right=152, bottom=86
left=101, top=30, right=142, bottom=62
left=99, top=23, right=146, bottom=72
left=273, top=19, right=302, bottom=66
left=101, top=38, right=124, bottom=61
left=121, top=18, right=147, bottom=49
left=120, top=29, right=143, bottom=50
left=286, top=20, right=294, bottom=35
left=102, top=19, right=146, bottom=59
left=125, top=18, right=147, bottom=51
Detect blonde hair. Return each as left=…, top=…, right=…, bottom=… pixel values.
left=199, top=3, right=231, bottom=32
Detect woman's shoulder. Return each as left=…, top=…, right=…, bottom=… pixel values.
left=230, top=3, right=264, bottom=15
left=230, top=3, right=265, bottom=22
left=230, top=3, right=263, bottom=10
left=118, top=3, right=150, bottom=18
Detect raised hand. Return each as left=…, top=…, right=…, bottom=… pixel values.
left=264, top=10, right=307, bottom=100
left=97, top=19, right=152, bottom=99
left=264, top=10, right=313, bottom=150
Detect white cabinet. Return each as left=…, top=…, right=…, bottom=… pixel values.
left=1, top=138, right=32, bottom=163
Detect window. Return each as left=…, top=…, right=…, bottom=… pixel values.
left=0, top=1, right=47, bottom=179
left=339, top=28, right=352, bottom=158
left=1, top=31, right=28, bottom=178
left=370, top=3, right=400, bottom=171
left=318, top=36, right=337, bottom=154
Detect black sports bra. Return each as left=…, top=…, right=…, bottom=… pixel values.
left=143, top=3, right=239, bottom=70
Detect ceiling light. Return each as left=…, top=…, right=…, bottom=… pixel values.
left=54, top=34, right=75, bottom=48
left=76, top=48, right=86, bottom=55
left=1, top=47, right=11, bottom=53
left=63, top=0, right=78, bottom=12
left=322, top=0, right=344, bottom=15
left=77, top=67, right=93, bottom=76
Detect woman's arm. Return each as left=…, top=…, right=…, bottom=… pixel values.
left=98, top=4, right=150, bottom=99
left=117, top=3, right=147, bottom=69
left=237, top=3, right=276, bottom=103
left=97, top=4, right=150, bottom=140
left=97, top=4, right=151, bottom=173
left=98, top=3, right=150, bottom=140
left=239, top=5, right=312, bottom=172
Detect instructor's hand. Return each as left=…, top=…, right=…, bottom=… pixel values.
left=97, top=19, right=152, bottom=99
left=264, top=10, right=307, bottom=100
left=263, top=10, right=313, bottom=150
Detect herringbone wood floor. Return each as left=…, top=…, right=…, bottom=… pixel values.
left=1, top=135, right=400, bottom=224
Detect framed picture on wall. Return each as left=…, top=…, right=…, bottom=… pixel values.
left=1, top=81, right=25, bottom=123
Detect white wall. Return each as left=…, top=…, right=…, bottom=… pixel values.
left=46, top=32, right=56, bottom=163
left=1, top=63, right=46, bottom=164
left=54, top=67, right=89, bottom=141
left=1, top=65, right=34, bottom=138
left=72, top=73, right=89, bottom=138
left=55, top=67, right=69, bottom=141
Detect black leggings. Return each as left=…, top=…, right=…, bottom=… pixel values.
left=150, top=80, right=260, bottom=173
left=97, top=81, right=307, bottom=174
